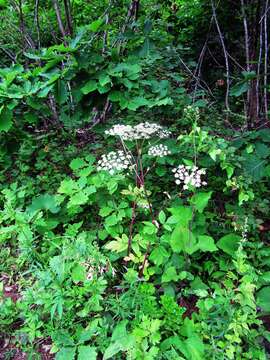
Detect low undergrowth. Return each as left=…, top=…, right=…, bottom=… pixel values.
left=1, top=108, right=270, bottom=359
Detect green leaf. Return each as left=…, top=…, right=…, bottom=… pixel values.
left=217, top=233, right=241, bottom=256
left=77, top=346, right=97, bottom=360
left=230, top=82, right=249, bottom=97
left=81, top=80, right=97, bottom=94
left=158, top=211, right=166, bottom=224
left=88, top=18, right=104, bottom=32
left=103, top=342, right=122, bottom=359
left=257, top=286, right=270, bottom=313
left=168, top=206, right=193, bottom=226
left=0, top=106, right=12, bottom=132
left=182, top=336, right=205, bottom=360
left=149, top=246, right=169, bottom=266
left=127, top=97, right=149, bottom=111
left=99, top=72, right=111, bottom=87
left=56, top=348, right=76, bottom=360
left=190, top=192, right=212, bottom=213
left=28, top=194, right=60, bottom=214
left=170, top=224, right=196, bottom=254
left=99, top=207, right=114, bottom=217
left=70, top=158, right=87, bottom=171
left=197, top=235, right=218, bottom=252
left=69, top=192, right=88, bottom=206
left=71, top=264, right=86, bottom=283
left=162, top=266, right=179, bottom=283
left=105, top=235, right=128, bottom=253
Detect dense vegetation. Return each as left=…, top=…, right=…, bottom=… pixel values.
left=0, top=0, right=270, bottom=359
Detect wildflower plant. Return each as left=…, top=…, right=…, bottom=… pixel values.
left=97, top=122, right=172, bottom=269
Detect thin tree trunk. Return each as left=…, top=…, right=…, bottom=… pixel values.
left=63, top=0, right=73, bottom=36
left=211, top=0, right=230, bottom=113
left=52, top=0, right=67, bottom=43
left=34, top=0, right=41, bottom=49
left=264, top=0, right=269, bottom=121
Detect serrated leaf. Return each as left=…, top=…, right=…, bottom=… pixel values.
left=127, top=97, right=149, bottom=111
left=81, top=80, right=97, bottom=94
left=56, top=347, right=76, bottom=360
left=0, top=106, right=12, bottom=132
left=71, top=264, right=86, bottom=283
left=162, top=266, right=179, bottom=283
left=103, top=342, right=122, bottom=359
left=77, top=346, right=97, bottom=360
left=99, top=207, right=114, bottom=217
left=99, top=72, right=111, bottom=87
left=70, top=158, right=87, bottom=171
left=69, top=192, right=88, bottom=207
left=149, top=246, right=169, bottom=266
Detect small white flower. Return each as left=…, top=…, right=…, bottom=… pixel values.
left=97, top=150, right=132, bottom=174
left=105, top=122, right=171, bottom=141
left=148, top=144, right=171, bottom=157
left=173, top=164, right=207, bottom=190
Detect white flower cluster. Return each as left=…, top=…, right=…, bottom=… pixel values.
left=97, top=150, right=132, bottom=175
left=172, top=165, right=207, bottom=190
left=105, top=122, right=171, bottom=140
left=148, top=144, right=171, bottom=157
left=183, top=105, right=200, bottom=122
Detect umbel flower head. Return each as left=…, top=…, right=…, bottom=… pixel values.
left=97, top=150, right=132, bottom=175
left=105, top=122, right=171, bottom=141
left=148, top=144, right=171, bottom=157
left=172, top=165, right=207, bottom=190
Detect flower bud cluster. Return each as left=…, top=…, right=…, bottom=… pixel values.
left=172, top=165, right=207, bottom=190
left=148, top=144, right=171, bottom=157
left=97, top=150, right=132, bottom=175
left=105, top=122, right=171, bottom=140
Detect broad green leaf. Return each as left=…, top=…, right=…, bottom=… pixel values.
left=71, top=264, right=86, bottom=283
left=257, top=286, right=270, bottom=313
left=190, top=192, right=212, bottom=213
left=99, top=207, right=114, bottom=217
left=28, top=194, right=60, bottom=214
left=158, top=210, right=166, bottom=224
left=197, top=235, right=217, bottom=252
left=81, top=80, right=97, bottom=94
left=149, top=246, right=169, bottom=266
left=230, top=82, right=249, bottom=97
left=167, top=206, right=193, bottom=226
left=182, top=336, right=205, bottom=360
left=56, top=347, right=76, bottom=360
left=77, top=346, right=97, bottom=360
left=69, top=192, right=88, bottom=207
left=103, top=342, right=122, bottom=359
left=162, top=266, right=178, bottom=283
left=170, top=224, right=196, bottom=254
left=70, top=158, right=87, bottom=171
left=217, top=233, right=241, bottom=256
left=0, top=106, right=12, bottom=132
left=88, top=18, right=104, bottom=32
left=127, top=97, right=149, bottom=111
left=99, top=72, right=111, bottom=87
